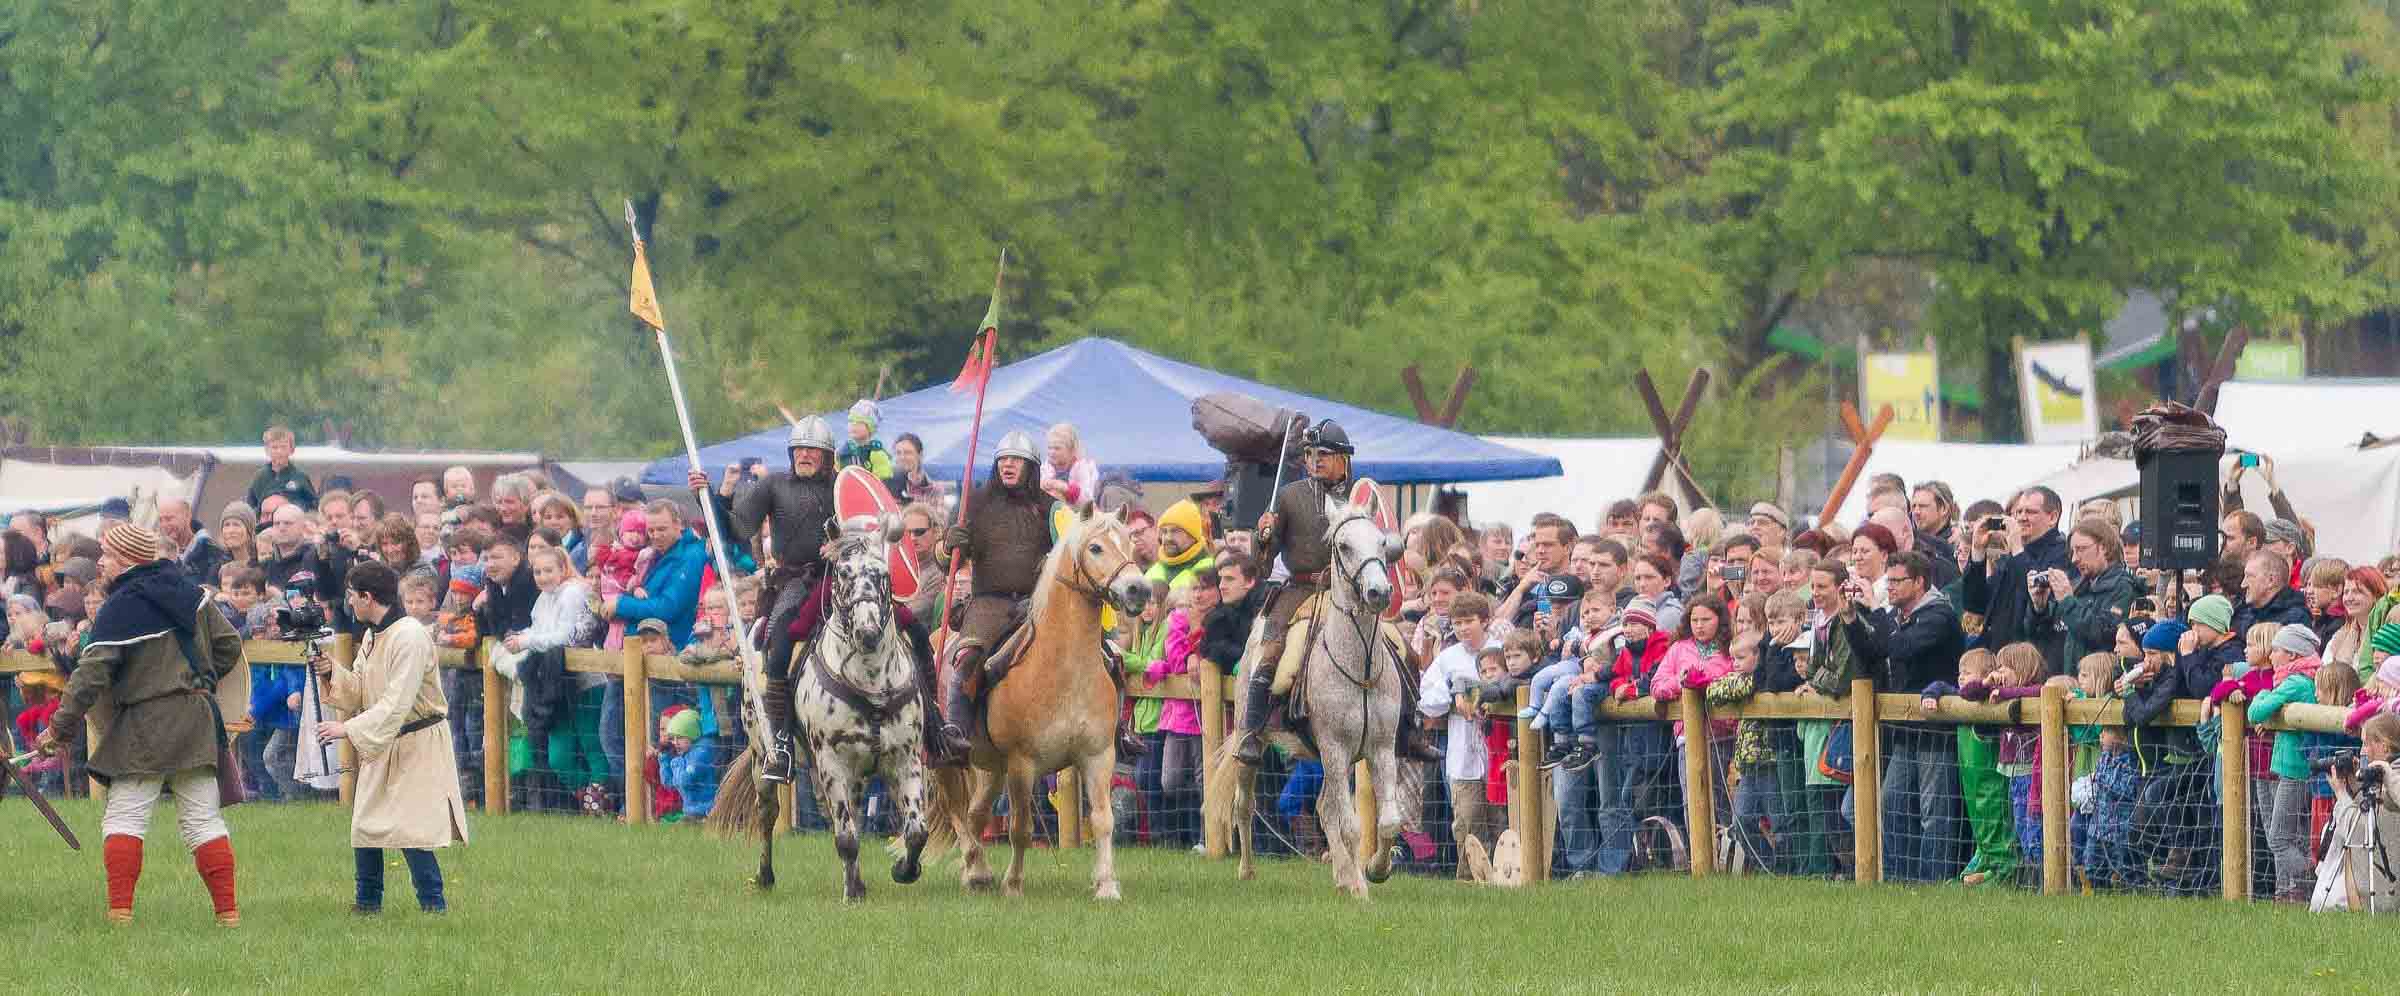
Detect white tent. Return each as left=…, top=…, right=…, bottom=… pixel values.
left=2225, top=444, right=2400, bottom=563
left=2215, top=379, right=2400, bottom=455
left=1454, top=437, right=1701, bottom=534
left=1826, top=442, right=2085, bottom=524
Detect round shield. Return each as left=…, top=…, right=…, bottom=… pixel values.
left=836, top=467, right=919, bottom=599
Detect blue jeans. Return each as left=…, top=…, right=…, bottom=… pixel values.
left=599, top=677, right=626, bottom=793
left=1135, top=731, right=1167, bottom=843
left=354, top=847, right=445, bottom=912
left=1569, top=684, right=1614, bottom=743
left=1732, top=759, right=1791, bottom=874
left=1597, top=723, right=1671, bottom=874
left=237, top=727, right=278, bottom=802
left=1551, top=730, right=1616, bottom=874
left=1881, top=726, right=1963, bottom=882
left=443, top=668, right=483, bottom=805
left=1527, top=661, right=1580, bottom=723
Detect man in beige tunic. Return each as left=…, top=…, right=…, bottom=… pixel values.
left=315, top=561, right=467, bottom=914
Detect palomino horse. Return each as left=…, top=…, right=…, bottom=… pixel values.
left=913, top=505, right=1149, bottom=899
left=710, top=515, right=929, bottom=901
left=1204, top=496, right=1406, bottom=897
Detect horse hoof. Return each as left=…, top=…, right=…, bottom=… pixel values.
left=750, top=876, right=775, bottom=892
left=893, top=859, right=922, bottom=885
left=1237, top=865, right=1256, bottom=882
left=1094, top=881, right=1121, bottom=901
left=1364, top=864, right=1394, bottom=885
left=844, top=884, right=867, bottom=903
left=964, top=871, right=996, bottom=893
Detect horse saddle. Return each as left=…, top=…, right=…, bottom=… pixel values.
left=950, top=599, right=1036, bottom=705
left=1267, top=594, right=1411, bottom=697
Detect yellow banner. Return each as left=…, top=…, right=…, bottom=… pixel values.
left=1861, top=347, right=1940, bottom=442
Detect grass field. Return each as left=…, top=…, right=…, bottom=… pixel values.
left=2, top=797, right=2383, bottom=994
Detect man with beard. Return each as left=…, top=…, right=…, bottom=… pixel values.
left=690, top=416, right=839, bottom=784
left=1234, top=420, right=1439, bottom=766
left=936, top=431, right=1144, bottom=762
left=1143, top=499, right=1215, bottom=594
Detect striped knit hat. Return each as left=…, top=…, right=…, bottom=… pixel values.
left=100, top=523, right=161, bottom=565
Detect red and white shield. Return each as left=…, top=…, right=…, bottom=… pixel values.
left=835, top=466, right=920, bottom=599
left=1347, top=478, right=1409, bottom=621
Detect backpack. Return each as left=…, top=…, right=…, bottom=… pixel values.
left=1817, top=721, right=1855, bottom=785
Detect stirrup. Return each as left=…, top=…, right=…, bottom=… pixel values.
left=762, top=735, right=796, bottom=784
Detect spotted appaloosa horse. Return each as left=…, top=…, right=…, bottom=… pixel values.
left=911, top=505, right=1149, bottom=900
left=711, top=514, right=929, bottom=902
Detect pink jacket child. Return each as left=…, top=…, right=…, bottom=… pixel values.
left=592, top=507, right=652, bottom=650
left=1652, top=638, right=1737, bottom=739
left=1150, top=608, right=1205, bottom=737
left=2346, top=657, right=2400, bottom=731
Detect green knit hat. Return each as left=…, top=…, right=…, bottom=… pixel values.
left=2187, top=594, right=2233, bottom=635
left=663, top=709, right=701, bottom=741
left=2369, top=621, right=2400, bottom=659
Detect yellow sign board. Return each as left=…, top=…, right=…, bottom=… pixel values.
left=1860, top=344, right=1940, bottom=442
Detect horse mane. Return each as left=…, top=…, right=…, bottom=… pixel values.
left=1029, top=507, right=1121, bottom=620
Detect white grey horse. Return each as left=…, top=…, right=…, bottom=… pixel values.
left=1205, top=497, right=1407, bottom=897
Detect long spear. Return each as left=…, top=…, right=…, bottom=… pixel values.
left=624, top=200, right=751, bottom=657
left=936, top=250, right=1008, bottom=638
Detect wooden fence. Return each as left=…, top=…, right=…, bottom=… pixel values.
left=6, top=639, right=2342, bottom=901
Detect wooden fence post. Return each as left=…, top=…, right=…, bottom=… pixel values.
left=2220, top=694, right=2249, bottom=901
left=1512, top=685, right=1548, bottom=882
left=2039, top=683, right=2070, bottom=895
left=1679, top=692, right=1714, bottom=878
left=622, top=641, right=650, bottom=825
left=1058, top=767, right=1084, bottom=848
left=481, top=639, right=508, bottom=814
left=334, top=634, right=358, bottom=807
left=1354, top=760, right=1377, bottom=868
left=1850, top=679, right=1881, bottom=884
left=1199, top=658, right=1228, bottom=859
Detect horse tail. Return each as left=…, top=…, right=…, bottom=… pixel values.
left=1200, top=736, right=1250, bottom=852
left=704, top=746, right=760, bottom=840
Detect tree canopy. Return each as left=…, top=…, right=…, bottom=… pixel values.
left=4, top=1, right=2394, bottom=502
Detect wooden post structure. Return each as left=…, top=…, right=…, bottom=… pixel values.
left=1850, top=680, right=1882, bottom=884
left=1199, top=658, right=1228, bottom=858
left=1818, top=402, right=1896, bottom=526
left=1353, top=760, right=1377, bottom=868
left=1679, top=692, right=1715, bottom=878
left=621, top=641, right=650, bottom=825
left=481, top=639, right=508, bottom=814
left=1636, top=368, right=1714, bottom=508
left=2220, top=694, right=2249, bottom=901
left=1400, top=364, right=1479, bottom=428
left=1512, top=685, right=1548, bottom=882
left=334, top=634, right=359, bottom=807
left=2039, top=684, right=2070, bottom=895
left=1058, top=767, right=1084, bottom=848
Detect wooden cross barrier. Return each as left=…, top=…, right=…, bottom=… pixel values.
left=1636, top=368, right=1713, bottom=508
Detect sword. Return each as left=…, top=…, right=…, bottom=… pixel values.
left=1, top=748, right=82, bottom=850
left=1258, top=411, right=1300, bottom=541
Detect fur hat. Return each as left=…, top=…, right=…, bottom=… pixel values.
left=2187, top=594, right=2234, bottom=635
left=663, top=709, right=702, bottom=741
left=100, top=523, right=160, bottom=565
left=1748, top=502, right=1790, bottom=529
left=2271, top=623, right=2321, bottom=658
left=617, top=507, right=650, bottom=539
left=847, top=399, right=881, bottom=432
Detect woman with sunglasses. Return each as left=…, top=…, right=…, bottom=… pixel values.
left=898, top=502, right=945, bottom=624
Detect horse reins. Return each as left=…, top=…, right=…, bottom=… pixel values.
left=1311, top=511, right=1394, bottom=763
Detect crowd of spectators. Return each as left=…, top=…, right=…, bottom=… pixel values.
left=9, top=422, right=2398, bottom=907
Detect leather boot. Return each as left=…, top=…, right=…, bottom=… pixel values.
left=1101, top=641, right=1149, bottom=760
left=1395, top=674, right=1444, bottom=764
left=906, top=621, right=954, bottom=765
left=937, top=649, right=979, bottom=766
left=761, top=675, right=797, bottom=784
left=1232, top=667, right=1277, bottom=767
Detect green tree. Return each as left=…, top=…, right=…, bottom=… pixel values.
left=1695, top=0, right=2400, bottom=437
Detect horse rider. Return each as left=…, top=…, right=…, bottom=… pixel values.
left=1234, top=419, right=1441, bottom=766
left=693, top=414, right=930, bottom=784
left=936, top=430, right=1146, bottom=765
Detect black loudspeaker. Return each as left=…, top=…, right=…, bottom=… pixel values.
left=1223, top=460, right=1283, bottom=534
left=2138, top=450, right=2220, bottom=571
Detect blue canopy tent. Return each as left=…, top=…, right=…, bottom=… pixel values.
left=641, top=338, right=1561, bottom=487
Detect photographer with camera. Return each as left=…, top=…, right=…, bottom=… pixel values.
left=1960, top=487, right=2071, bottom=667
left=2311, top=714, right=2400, bottom=912
left=260, top=502, right=354, bottom=632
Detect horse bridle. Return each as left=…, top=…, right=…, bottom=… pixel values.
left=1318, top=512, right=1393, bottom=692
left=1058, top=523, right=1140, bottom=612
left=829, top=544, right=893, bottom=641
